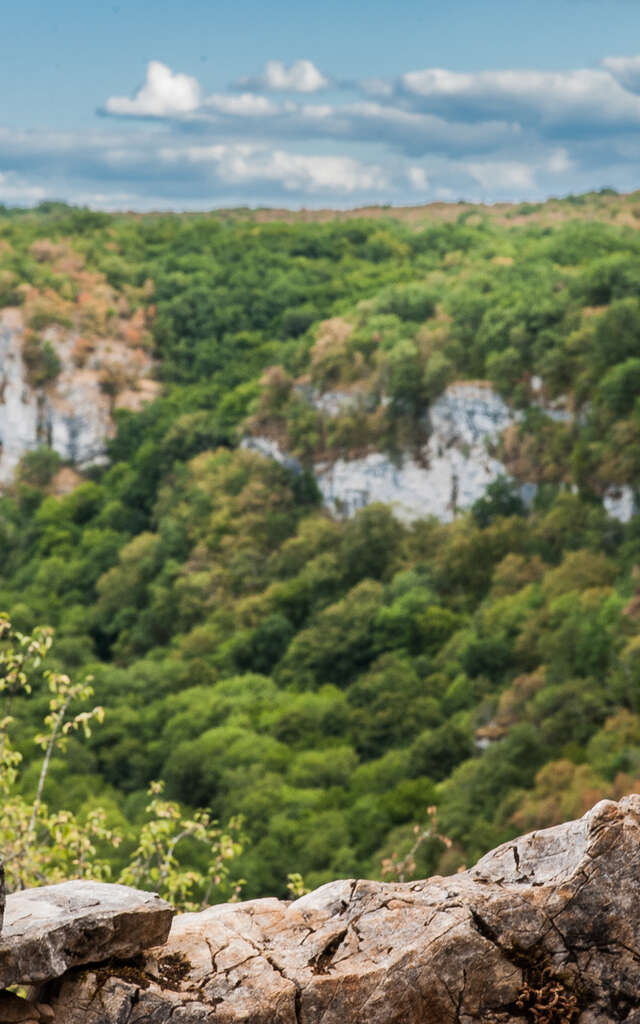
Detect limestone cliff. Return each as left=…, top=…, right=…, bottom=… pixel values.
left=316, top=382, right=519, bottom=523
left=0, top=307, right=159, bottom=485
left=247, top=380, right=640, bottom=525
left=2, top=281, right=635, bottom=526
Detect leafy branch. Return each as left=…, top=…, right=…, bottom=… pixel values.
left=0, top=614, right=246, bottom=907
left=381, top=806, right=454, bottom=883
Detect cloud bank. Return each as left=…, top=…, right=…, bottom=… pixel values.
left=4, top=54, right=640, bottom=209
left=399, top=67, right=640, bottom=130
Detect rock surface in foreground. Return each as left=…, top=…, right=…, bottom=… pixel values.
left=0, top=862, right=4, bottom=936
left=42, top=795, right=640, bottom=1023
left=0, top=881, right=173, bottom=988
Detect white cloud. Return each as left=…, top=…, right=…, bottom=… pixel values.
left=23, top=52, right=640, bottom=208
left=72, top=191, right=136, bottom=209
left=0, top=171, right=46, bottom=204
left=162, top=144, right=388, bottom=193
left=347, top=100, right=435, bottom=126
left=467, top=160, right=536, bottom=191
left=407, top=166, right=429, bottom=190
left=104, top=61, right=201, bottom=117
left=602, top=55, right=640, bottom=94
left=547, top=148, right=572, bottom=173
left=400, top=66, right=640, bottom=128
left=465, top=148, right=571, bottom=195
left=333, top=102, right=521, bottom=156
left=301, top=104, right=334, bottom=119
left=239, top=59, right=328, bottom=93
left=360, top=78, right=394, bottom=98
left=204, top=93, right=277, bottom=116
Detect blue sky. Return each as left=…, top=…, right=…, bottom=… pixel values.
left=2, top=0, right=640, bottom=209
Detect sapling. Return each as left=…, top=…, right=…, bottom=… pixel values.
left=0, top=613, right=246, bottom=907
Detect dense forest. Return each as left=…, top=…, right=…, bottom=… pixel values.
left=2, top=192, right=640, bottom=900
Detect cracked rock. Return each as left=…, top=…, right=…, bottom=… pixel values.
left=0, top=881, right=173, bottom=989
left=42, top=796, right=640, bottom=1022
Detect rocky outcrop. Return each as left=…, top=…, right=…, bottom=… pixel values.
left=603, top=484, right=637, bottom=524
left=240, top=434, right=302, bottom=475
left=0, top=309, right=41, bottom=483
left=251, top=383, right=529, bottom=524
left=249, top=380, right=638, bottom=525
left=0, top=308, right=159, bottom=485
left=25, top=795, right=640, bottom=1023
left=0, top=882, right=172, bottom=989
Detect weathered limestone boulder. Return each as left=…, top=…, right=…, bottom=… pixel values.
left=42, top=795, right=640, bottom=1023
left=0, top=881, right=173, bottom=989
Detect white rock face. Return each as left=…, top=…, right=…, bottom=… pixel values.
left=0, top=309, right=40, bottom=483
left=317, top=449, right=506, bottom=524
left=309, top=388, right=366, bottom=417
left=0, top=309, right=156, bottom=485
left=529, top=375, right=573, bottom=423
left=245, top=382, right=638, bottom=525
left=428, top=382, right=514, bottom=450
left=39, top=329, right=113, bottom=471
left=318, top=383, right=516, bottom=524
left=241, top=435, right=302, bottom=474
left=603, top=485, right=637, bottom=523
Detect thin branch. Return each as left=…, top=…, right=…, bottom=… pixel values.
left=26, top=694, right=72, bottom=845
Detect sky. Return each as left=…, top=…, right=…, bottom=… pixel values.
left=3, top=0, right=640, bottom=210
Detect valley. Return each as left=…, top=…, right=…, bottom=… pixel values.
left=1, top=193, right=640, bottom=900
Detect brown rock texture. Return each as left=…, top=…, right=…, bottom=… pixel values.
left=43, top=796, right=640, bottom=1023
left=0, top=990, right=54, bottom=1022
left=0, top=860, right=4, bottom=935
left=0, top=881, right=173, bottom=989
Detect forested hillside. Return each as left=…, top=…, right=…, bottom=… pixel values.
left=2, top=193, right=640, bottom=899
